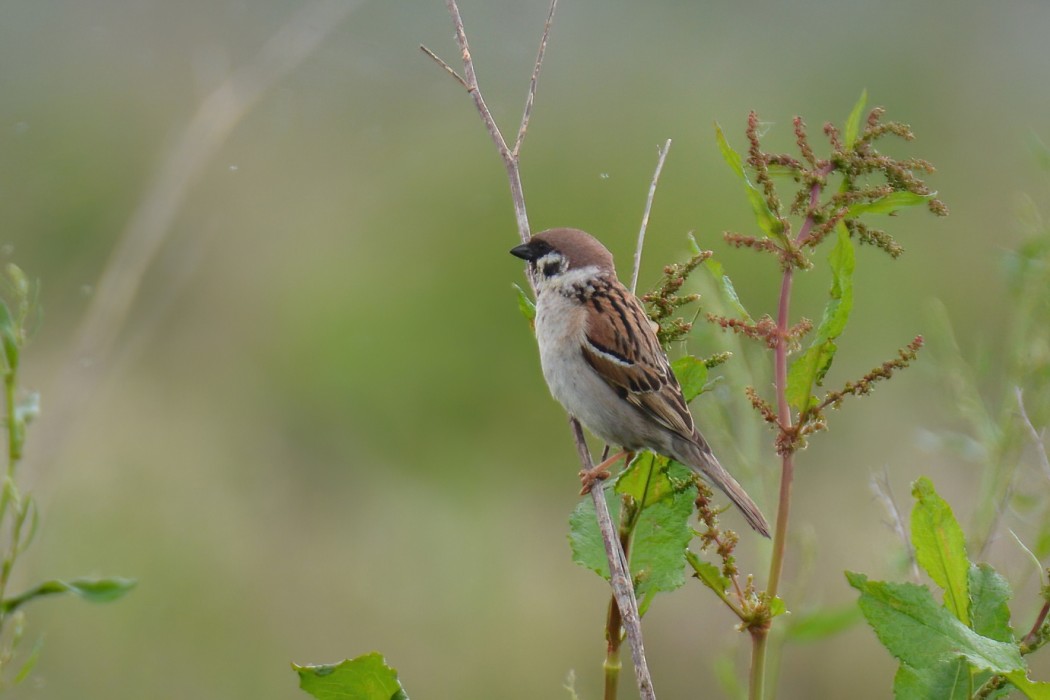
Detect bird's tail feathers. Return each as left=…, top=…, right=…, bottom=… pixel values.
left=675, top=440, right=771, bottom=538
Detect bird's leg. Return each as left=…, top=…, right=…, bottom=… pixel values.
left=579, top=450, right=633, bottom=495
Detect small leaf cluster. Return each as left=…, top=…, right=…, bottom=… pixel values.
left=850, top=478, right=1050, bottom=699
left=0, top=264, right=134, bottom=690
left=713, top=91, right=945, bottom=453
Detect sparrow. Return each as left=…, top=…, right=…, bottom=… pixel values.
left=510, top=228, right=770, bottom=537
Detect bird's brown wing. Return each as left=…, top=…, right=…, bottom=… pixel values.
left=579, top=279, right=696, bottom=440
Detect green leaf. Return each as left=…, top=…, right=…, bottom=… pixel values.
left=894, top=660, right=971, bottom=700
left=846, top=572, right=1023, bottom=674
left=847, top=191, right=933, bottom=218
left=968, top=563, right=1014, bottom=643
left=714, top=122, right=785, bottom=243
left=910, top=477, right=970, bottom=623
left=720, top=273, right=753, bottom=323
left=687, top=553, right=730, bottom=596
left=294, top=653, right=409, bottom=700
left=3, top=577, right=137, bottom=614
left=1005, top=671, right=1050, bottom=699
left=568, top=496, right=612, bottom=580
left=571, top=474, right=696, bottom=600
left=844, top=89, right=868, bottom=149
left=784, top=604, right=864, bottom=643
left=671, top=356, right=708, bottom=403
left=616, top=453, right=671, bottom=505
left=0, top=300, right=17, bottom=372
left=631, top=483, right=698, bottom=599
left=513, top=283, right=536, bottom=322
left=785, top=222, right=855, bottom=411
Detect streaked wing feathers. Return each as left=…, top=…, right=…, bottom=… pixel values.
left=580, top=281, right=696, bottom=440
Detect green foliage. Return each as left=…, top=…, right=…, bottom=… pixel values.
left=568, top=457, right=697, bottom=607
left=910, top=477, right=969, bottom=624
left=715, top=122, right=786, bottom=243
left=850, top=478, right=1050, bottom=699
left=785, top=223, right=855, bottom=413
left=294, top=653, right=409, bottom=700
left=0, top=263, right=133, bottom=691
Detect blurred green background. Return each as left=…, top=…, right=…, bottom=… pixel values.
left=0, top=0, right=1047, bottom=697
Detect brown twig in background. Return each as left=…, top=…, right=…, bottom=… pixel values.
left=630, top=139, right=672, bottom=294
left=1017, top=387, right=1050, bottom=482
left=37, top=0, right=361, bottom=473
left=423, top=3, right=657, bottom=698
left=870, top=468, right=920, bottom=583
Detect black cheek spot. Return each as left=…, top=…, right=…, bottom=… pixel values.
left=543, top=261, right=561, bottom=277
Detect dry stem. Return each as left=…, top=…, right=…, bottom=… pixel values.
left=424, top=3, right=656, bottom=698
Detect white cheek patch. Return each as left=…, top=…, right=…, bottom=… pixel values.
left=535, top=252, right=566, bottom=279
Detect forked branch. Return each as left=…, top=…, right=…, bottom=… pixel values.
left=423, top=2, right=656, bottom=698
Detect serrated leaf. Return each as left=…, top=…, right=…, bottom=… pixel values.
left=568, top=496, right=613, bottom=580
left=671, top=356, right=708, bottom=403
left=894, top=659, right=971, bottom=700
left=714, top=122, right=785, bottom=243
left=969, top=563, right=1014, bottom=643
left=785, top=222, right=855, bottom=411
left=632, top=483, right=697, bottom=599
left=294, top=653, right=408, bottom=700
left=847, top=191, right=933, bottom=218
left=846, top=572, right=1023, bottom=674
left=513, top=283, right=536, bottom=322
left=844, top=89, right=868, bottom=149
left=1005, top=671, right=1050, bottom=699
left=615, top=452, right=674, bottom=505
left=687, top=553, right=730, bottom=596
left=784, top=604, right=864, bottom=643
left=571, top=478, right=696, bottom=600
left=910, top=477, right=969, bottom=624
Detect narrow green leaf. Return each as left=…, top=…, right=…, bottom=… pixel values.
left=847, top=191, right=933, bottom=218
left=969, top=563, right=1014, bottom=643
left=784, top=604, right=864, bottom=643
left=846, top=572, right=1023, bottom=674
left=894, top=660, right=971, bottom=700
left=844, top=89, right=868, bottom=149
left=785, top=223, right=855, bottom=411
left=568, top=496, right=612, bottom=580
left=671, top=356, right=708, bottom=403
left=714, top=122, right=785, bottom=243
left=294, top=653, right=409, bottom=700
left=910, top=477, right=970, bottom=623
left=2, top=577, right=137, bottom=614
left=719, top=273, right=753, bottom=323
left=64, top=577, right=138, bottom=603
left=1006, top=671, right=1050, bottom=699
left=513, top=283, right=536, bottom=322
left=0, top=301, right=17, bottom=371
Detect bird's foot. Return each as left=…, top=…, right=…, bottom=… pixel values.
left=578, top=451, right=631, bottom=495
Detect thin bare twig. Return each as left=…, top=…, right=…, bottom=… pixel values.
left=630, top=139, right=672, bottom=294
left=424, top=0, right=530, bottom=243
left=426, top=3, right=656, bottom=698
left=571, top=419, right=655, bottom=700
left=38, top=0, right=359, bottom=471
left=418, top=45, right=467, bottom=89
left=513, top=0, right=558, bottom=158
left=870, top=468, right=920, bottom=582
left=1017, top=387, right=1050, bottom=481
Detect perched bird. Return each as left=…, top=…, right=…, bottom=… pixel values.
left=511, top=228, right=770, bottom=537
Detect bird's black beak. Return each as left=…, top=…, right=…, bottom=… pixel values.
left=509, top=242, right=536, bottom=261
